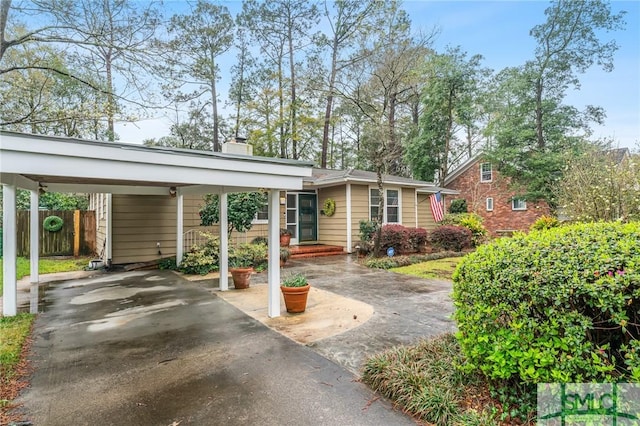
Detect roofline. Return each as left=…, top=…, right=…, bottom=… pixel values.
left=444, top=154, right=484, bottom=186
left=0, top=130, right=314, bottom=168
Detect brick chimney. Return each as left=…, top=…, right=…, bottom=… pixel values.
left=222, top=136, right=253, bottom=156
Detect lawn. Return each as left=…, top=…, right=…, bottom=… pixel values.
left=390, top=257, right=463, bottom=280
left=0, top=256, right=90, bottom=295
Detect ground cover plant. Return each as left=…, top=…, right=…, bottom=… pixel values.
left=363, top=251, right=468, bottom=270
left=391, top=257, right=463, bottom=280
left=0, top=313, right=35, bottom=424
left=453, top=221, right=640, bottom=418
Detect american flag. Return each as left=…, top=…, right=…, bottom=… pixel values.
left=430, top=192, right=444, bottom=222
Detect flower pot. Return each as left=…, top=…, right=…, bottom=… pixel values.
left=230, top=267, right=253, bottom=289
left=280, top=234, right=291, bottom=247
left=280, top=284, right=310, bottom=313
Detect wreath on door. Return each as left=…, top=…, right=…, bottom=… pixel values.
left=323, top=198, right=336, bottom=217
left=43, top=215, right=64, bottom=232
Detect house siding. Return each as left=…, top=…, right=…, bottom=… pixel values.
left=350, top=185, right=370, bottom=249
left=317, top=186, right=347, bottom=248
left=417, top=194, right=437, bottom=230
left=446, top=160, right=551, bottom=235
left=402, top=188, right=416, bottom=226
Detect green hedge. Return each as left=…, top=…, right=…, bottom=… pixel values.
left=453, top=222, right=640, bottom=384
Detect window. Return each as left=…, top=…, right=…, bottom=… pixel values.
left=369, top=188, right=401, bottom=224
left=480, top=163, right=492, bottom=182
left=253, top=200, right=269, bottom=223
left=486, top=197, right=494, bottom=211
left=512, top=198, right=527, bottom=211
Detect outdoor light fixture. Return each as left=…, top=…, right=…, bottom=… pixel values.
left=38, top=184, right=47, bottom=196
left=169, top=187, right=177, bottom=198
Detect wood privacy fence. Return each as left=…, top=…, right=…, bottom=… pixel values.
left=16, top=210, right=96, bottom=257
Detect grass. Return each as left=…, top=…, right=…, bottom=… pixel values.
left=0, top=256, right=91, bottom=295
left=390, top=257, right=464, bottom=280
left=362, top=333, right=502, bottom=425
left=1, top=313, right=35, bottom=414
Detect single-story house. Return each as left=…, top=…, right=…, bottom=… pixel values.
left=444, top=155, right=551, bottom=235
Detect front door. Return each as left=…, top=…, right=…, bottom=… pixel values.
left=298, top=194, right=317, bottom=242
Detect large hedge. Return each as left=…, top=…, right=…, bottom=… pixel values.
left=453, top=222, right=640, bottom=384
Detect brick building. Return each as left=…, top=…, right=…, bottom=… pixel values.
left=444, top=156, right=551, bottom=236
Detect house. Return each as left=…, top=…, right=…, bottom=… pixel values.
left=444, top=156, right=551, bottom=236
left=91, top=163, right=457, bottom=265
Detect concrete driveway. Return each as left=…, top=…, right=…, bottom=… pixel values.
left=15, top=256, right=456, bottom=425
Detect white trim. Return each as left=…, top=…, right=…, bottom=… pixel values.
left=30, top=190, right=39, bottom=284
left=0, top=173, right=38, bottom=191
left=346, top=183, right=352, bottom=253
left=369, top=186, right=402, bottom=224
left=176, top=190, right=184, bottom=266
left=486, top=197, right=494, bottom=212
left=414, top=190, right=419, bottom=227
left=3, top=183, right=17, bottom=316
left=219, top=193, right=229, bottom=291
left=267, top=190, right=281, bottom=318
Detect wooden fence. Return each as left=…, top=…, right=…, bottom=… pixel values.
left=16, top=210, right=96, bottom=257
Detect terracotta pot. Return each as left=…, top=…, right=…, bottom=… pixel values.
left=280, top=234, right=291, bottom=247
left=280, top=284, right=310, bottom=313
left=230, top=267, right=253, bottom=289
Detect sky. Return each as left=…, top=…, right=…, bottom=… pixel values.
left=114, top=0, right=640, bottom=149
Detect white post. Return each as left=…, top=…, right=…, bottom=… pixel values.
left=267, top=190, right=281, bottom=318
left=3, top=183, right=17, bottom=316
left=346, top=183, right=352, bottom=253
left=176, top=190, right=184, bottom=266
left=30, top=189, right=39, bottom=283
left=106, top=194, right=113, bottom=266
left=219, top=192, right=229, bottom=291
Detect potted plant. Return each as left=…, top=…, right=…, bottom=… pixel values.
left=228, top=243, right=267, bottom=289
left=280, top=247, right=290, bottom=267
left=280, top=228, right=292, bottom=247
left=280, top=274, right=310, bottom=313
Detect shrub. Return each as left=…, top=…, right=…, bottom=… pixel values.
left=179, top=232, right=220, bottom=275
left=229, top=243, right=268, bottom=270
left=449, top=199, right=468, bottom=214
left=431, top=226, right=472, bottom=252
left=379, top=224, right=408, bottom=252
left=359, top=220, right=379, bottom=242
left=440, top=213, right=487, bottom=246
left=363, top=251, right=467, bottom=270
left=453, top=221, right=640, bottom=386
left=407, top=227, right=428, bottom=252
left=251, top=236, right=268, bottom=245
left=530, top=215, right=560, bottom=231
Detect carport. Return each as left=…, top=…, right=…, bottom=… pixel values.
left=0, top=130, right=313, bottom=317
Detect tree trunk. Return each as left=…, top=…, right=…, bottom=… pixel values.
left=321, top=36, right=340, bottom=168
left=288, top=25, right=298, bottom=159
left=535, top=78, right=544, bottom=149
left=210, top=51, right=220, bottom=152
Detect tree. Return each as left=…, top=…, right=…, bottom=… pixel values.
left=556, top=146, right=640, bottom=222
left=163, top=0, right=233, bottom=152
left=199, top=192, right=268, bottom=238
left=485, top=0, right=626, bottom=206
left=406, top=47, right=488, bottom=184
left=143, top=105, right=214, bottom=151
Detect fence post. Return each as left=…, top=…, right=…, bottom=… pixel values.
left=74, top=210, right=80, bottom=257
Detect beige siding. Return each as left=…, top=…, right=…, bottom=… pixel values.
left=317, top=186, right=347, bottom=248
left=417, top=194, right=437, bottom=230
left=91, top=193, right=108, bottom=262
left=112, top=195, right=177, bottom=264
left=402, top=188, right=416, bottom=226
left=350, top=185, right=370, bottom=247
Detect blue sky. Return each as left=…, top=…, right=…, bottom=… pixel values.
left=116, top=0, right=639, bottom=149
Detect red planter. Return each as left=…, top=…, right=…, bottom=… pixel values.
left=280, top=234, right=291, bottom=247
left=280, top=284, right=310, bottom=313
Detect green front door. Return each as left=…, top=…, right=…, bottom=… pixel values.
left=298, top=194, right=317, bottom=242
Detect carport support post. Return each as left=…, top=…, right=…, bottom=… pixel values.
left=219, top=192, right=229, bottom=291
left=3, top=183, right=18, bottom=316
left=30, top=190, right=39, bottom=284
left=267, top=190, right=281, bottom=318
left=176, top=189, right=184, bottom=266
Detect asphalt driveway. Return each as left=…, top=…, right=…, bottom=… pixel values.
left=15, top=256, right=456, bottom=425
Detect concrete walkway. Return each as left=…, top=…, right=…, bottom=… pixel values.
left=13, top=256, right=456, bottom=424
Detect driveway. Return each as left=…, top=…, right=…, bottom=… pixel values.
left=15, top=256, right=456, bottom=425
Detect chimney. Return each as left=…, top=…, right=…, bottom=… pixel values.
left=222, top=136, right=253, bottom=156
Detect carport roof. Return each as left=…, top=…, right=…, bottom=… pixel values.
left=0, top=131, right=313, bottom=194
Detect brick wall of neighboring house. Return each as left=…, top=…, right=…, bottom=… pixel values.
left=446, top=160, right=551, bottom=236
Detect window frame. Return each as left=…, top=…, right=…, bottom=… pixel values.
left=369, top=187, right=402, bottom=224
left=480, top=162, right=493, bottom=183
left=512, top=198, right=527, bottom=211
left=252, top=199, right=269, bottom=224
left=486, top=197, right=494, bottom=212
